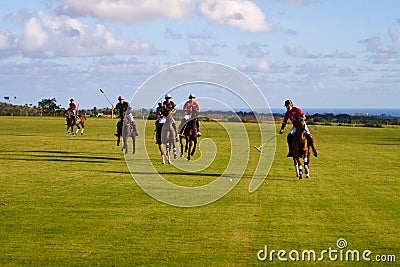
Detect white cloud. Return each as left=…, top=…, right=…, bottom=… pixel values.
left=59, top=0, right=273, bottom=33
left=6, top=11, right=161, bottom=57
left=323, top=50, right=355, bottom=59
left=360, top=36, right=400, bottom=64
left=294, top=62, right=332, bottom=75
left=0, top=29, right=16, bottom=50
left=389, top=28, right=400, bottom=46
left=188, top=40, right=220, bottom=56
left=284, top=46, right=320, bottom=58
left=59, top=0, right=196, bottom=23
left=238, top=60, right=290, bottom=74
left=21, top=17, right=49, bottom=53
left=198, top=0, right=273, bottom=32
left=238, top=42, right=268, bottom=58
left=275, top=0, right=319, bottom=4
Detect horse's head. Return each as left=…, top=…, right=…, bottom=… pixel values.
left=191, top=108, right=199, bottom=118
left=64, top=109, right=70, bottom=118
left=293, top=116, right=306, bottom=132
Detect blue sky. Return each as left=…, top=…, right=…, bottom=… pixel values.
left=0, top=0, right=399, bottom=110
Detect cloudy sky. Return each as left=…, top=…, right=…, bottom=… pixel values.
left=1, top=0, right=399, bottom=110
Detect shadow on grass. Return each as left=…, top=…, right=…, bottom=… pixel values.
left=370, top=137, right=400, bottom=145
left=2, top=150, right=124, bottom=163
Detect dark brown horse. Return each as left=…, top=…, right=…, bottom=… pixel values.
left=122, top=116, right=138, bottom=154
left=292, top=116, right=311, bottom=179
left=65, top=110, right=86, bottom=136
left=179, top=110, right=198, bottom=161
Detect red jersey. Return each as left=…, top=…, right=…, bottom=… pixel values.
left=183, top=101, right=200, bottom=115
left=283, top=106, right=303, bottom=124
left=69, top=102, right=76, bottom=111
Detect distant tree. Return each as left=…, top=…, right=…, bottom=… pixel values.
left=38, top=98, right=60, bottom=116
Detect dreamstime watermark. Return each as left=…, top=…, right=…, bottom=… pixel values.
left=124, top=61, right=276, bottom=207
left=257, top=238, right=396, bottom=263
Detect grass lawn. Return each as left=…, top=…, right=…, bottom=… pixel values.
left=0, top=116, right=399, bottom=266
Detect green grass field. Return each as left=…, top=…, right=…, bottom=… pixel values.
left=0, top=116, right=399, bottom=266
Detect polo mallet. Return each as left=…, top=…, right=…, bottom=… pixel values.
left=254, top=134, right=277, bottom=152
left=99, top=88, right=114, bottom=118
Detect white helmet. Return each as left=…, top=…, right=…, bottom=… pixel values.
left=165, top=93, right=172, bottom=99
left=189, top=94, right=196, bottom=99
left=118, top=96, right=124, bottom=100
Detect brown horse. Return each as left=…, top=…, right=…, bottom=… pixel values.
left=292, top=116, right=311, bottom=179
left=179, top=110, right=198, bottom=161
left=122, top=116, right=138, bottom=155
left=65, top=110, right=86, bottom=136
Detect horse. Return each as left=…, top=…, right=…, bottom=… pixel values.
left=157, top=114, right=177, bottom=164
left=122, top=116, right=138, bottom=155
left=292, top=116, right=311, bottom=179
left=179, top=110, right=198, bottom=161
left=64, top=110, right=86, bottom=136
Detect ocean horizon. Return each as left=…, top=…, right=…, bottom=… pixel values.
left=231, top=108, right=400, bottom=117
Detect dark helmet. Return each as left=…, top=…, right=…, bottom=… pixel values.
left=118, top=96, right=124, bottom=100
left=70, top=98, right=74, bottom=102
left=189, top=94, right=196, bottom=99
left=284, top=99, right=293, bottom=107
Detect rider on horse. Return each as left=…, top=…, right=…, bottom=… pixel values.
left=179, top=94, right=201, bottom=136
left=114, top=95, right=130, bottom=146
left=279, top=100, right=318, bottom=157
left=68, top=99, right=77, bottom=125
left=162, top=94, right=178, bottom=141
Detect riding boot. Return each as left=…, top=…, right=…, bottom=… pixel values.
left=307, top=134, right=318, bottom=157
left=287, top=134, right=294, bottom=157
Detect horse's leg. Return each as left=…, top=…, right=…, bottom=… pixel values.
left=180, top=136, right=184, bottom=157
left=122, top=135, right=128, bottom=154
left=80, top=123, right=84, bottom=135
left=132, top=136, right=135, bottom=154
left=304, top=156, right=310, bottom=178
left=191, top=138, right=197, bottom=156
left=184, top=136, right=188, bottom=152
left=188, top=140, right=192, bottom=161
left=293, top=158, right=300, bottom=177
left=304, top=147, right=310, bottom=178
left=166, top=142, right=171, bottom=164
left=298, top=162, right=303, bottom=179
left=158, top=144, right=165, bottom=164
left=75, top=125, right=80, bottom=135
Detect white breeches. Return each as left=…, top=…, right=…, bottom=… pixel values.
left=289, top=122, right=311, bottom=135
